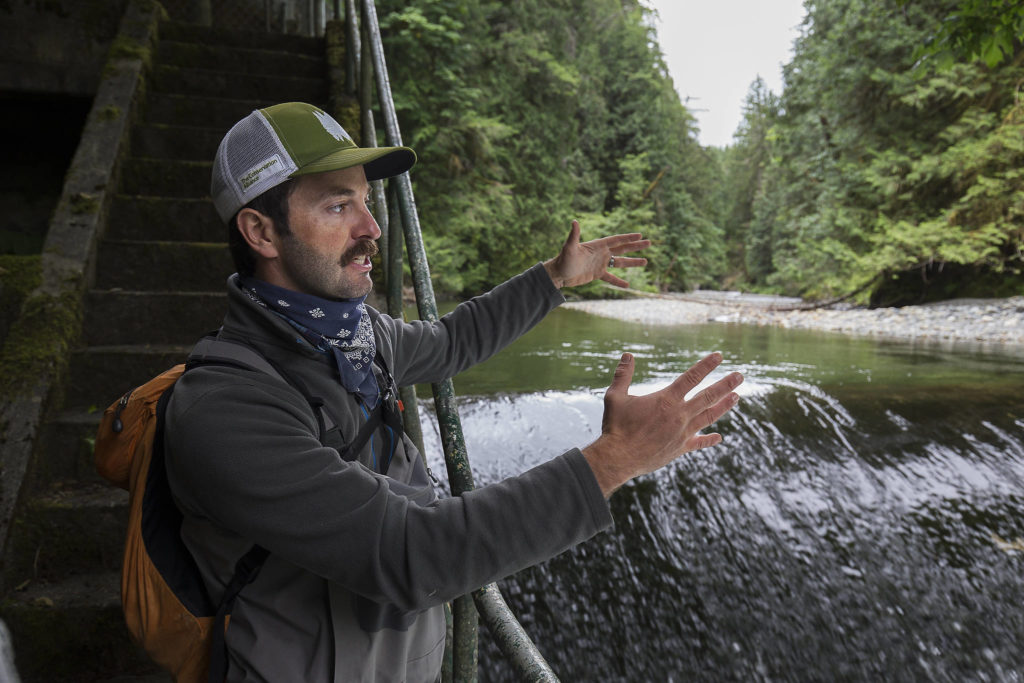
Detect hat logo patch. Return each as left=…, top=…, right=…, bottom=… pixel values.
left=314, top=110, right=351, bottom=142
left=238, top=155, right=283, bottom=191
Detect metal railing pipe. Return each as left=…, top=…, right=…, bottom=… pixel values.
left=357, top=8, right=480, bottom=677
left=358, top=14, right=385, bottom=262
left=473, top=585, right=558, bottom=682
left=344, top=0, right=359, bottom=96
left=352, top=7, right=429, bottom=471
left=356, top=1, right=558, bottom=680
left=385, top=182, right=428, bottom=462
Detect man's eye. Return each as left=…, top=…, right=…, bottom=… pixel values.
left=329, top=204, right=346, bottom=213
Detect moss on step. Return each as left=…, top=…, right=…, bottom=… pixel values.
left=4, top=486, right=126, bottom=584
left=0, top=256, right=43, bottom=345
left=69, top=192, right=101, bottom=215
left=0, top=587, right=154, bottom=682
left=102, top=0, right=167, bottom=82
left=97, top=104, right=122, bottom=121
left=0, top=286, right=82, bottom=400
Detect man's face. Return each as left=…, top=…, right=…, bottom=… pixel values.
left=273, top=165, right=381, bottom=300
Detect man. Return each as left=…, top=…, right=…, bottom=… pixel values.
left=165, top=102, right=742, bottom=682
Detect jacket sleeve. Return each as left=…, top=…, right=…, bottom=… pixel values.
left=165, top=365, right=612, bottom=611
left=377, top=263, right=565, bottom=387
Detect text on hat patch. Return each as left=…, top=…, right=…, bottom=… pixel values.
left=239, top=155, right=283, bottom=191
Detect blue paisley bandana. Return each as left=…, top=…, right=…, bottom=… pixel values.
left=239, top=276, right=379, bottom=407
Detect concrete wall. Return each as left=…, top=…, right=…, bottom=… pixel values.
left=0, top=0, right=130, bottom=96
left=0, top=0, right=329, bottom=100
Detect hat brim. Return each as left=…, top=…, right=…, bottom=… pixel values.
left=291, top=146, right=417, bottom=181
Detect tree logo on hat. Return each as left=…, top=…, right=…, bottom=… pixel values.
left=313, top=110, right=351, bottom=143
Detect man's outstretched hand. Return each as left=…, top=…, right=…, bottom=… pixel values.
left=543, top=220, right=651, bottom=289
left=583, top=352, right=743, bottom=498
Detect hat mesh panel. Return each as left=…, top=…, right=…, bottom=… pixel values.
left=211, top=111, right=296, bottom=222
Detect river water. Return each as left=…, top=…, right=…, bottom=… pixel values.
left=416, top=307, right=1024, bottom=682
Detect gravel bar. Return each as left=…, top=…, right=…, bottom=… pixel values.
left=562, top=294, right=1024, bottom=347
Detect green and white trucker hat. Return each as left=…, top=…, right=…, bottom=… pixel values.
left=211, top=101, right=416, bottom=223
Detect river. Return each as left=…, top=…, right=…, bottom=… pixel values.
left=416, top=307, right=1024, bottom=682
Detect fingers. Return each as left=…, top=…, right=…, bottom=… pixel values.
left=692, top=391, right=740, bottom=432
left=606, top=256, right=648, bottom=269
left=599, top=233, right=650, bottom=250
left=604, top=237, right=651, bottom=266
left=609, top=239, right=652, bottom=256
left=668, top=352, right=723, bottom=398
left=684, top=432, right=723, bottom=452
left=580, top=229, right=650, bottom=259
left=696, top=371, right=744, bottom=410
left=600, top=272, right=631, bottom=289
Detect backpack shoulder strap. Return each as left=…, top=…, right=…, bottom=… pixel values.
left=188, top=336, right=280, bottom=378
left=206, top=544, right=271, bottom=683
left=186, top=336, right=337, bottom=433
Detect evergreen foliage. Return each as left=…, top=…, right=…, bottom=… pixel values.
left=375, top=0, right=720, bottom=295
left=724, top=0, right=1024, bottom=303
left=373, top=0, right=1023, bottom=303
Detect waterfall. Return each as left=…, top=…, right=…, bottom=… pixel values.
left=419, top=343, right=1024, bottom=681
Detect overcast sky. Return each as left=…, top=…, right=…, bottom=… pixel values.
left=643, top=0, right=807, bottom=148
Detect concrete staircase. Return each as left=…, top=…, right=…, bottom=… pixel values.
left=1, top=21, right=327, bottom=682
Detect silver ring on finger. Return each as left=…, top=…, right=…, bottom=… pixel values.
left=608, top=256, right=616, bottom=268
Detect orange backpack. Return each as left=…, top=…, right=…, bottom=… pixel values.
left=95, top=338, right=280, bottom=682
left=96, top=335, right=399, bottom=681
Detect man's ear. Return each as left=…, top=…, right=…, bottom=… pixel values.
left=236, top=207, right=281, bottom=260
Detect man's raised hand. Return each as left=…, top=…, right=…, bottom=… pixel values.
left=582, top=352, right=743, bottom=498
left=543, top=220, right=651, bottom=289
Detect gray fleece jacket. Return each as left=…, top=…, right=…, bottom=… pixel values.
left=164, top=264, right=613, bottom=682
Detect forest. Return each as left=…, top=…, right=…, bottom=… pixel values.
left=375, top=0, right=1024, bottom=305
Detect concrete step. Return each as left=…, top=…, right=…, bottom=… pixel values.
left=65, top=345, right=191, bottom=411
left=131, top=123, right=223, bottom=162
left=93, top=240, right=230, bottom=292
left=120, top=158, right=211, bottom=199
left=85, top=290, right=227, bottom=346
left=0, top=572, right=159, bottom=682
left=3, top=17, right=328, bottom=683
left=156, top=39, right=325, bottom=79
left=107, top=196, right=222, bottom=242
left=4, top=483, right=127, bottom=587
left=151, top=64, right=326, bottom=102
left=36, top=411, right=104, bottom=487
left=143, top=92, right=268, bottom=130
left=159, top=20, right=324, bottom=55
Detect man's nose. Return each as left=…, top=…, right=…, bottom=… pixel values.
left=355, top=204, right=382, bottom=240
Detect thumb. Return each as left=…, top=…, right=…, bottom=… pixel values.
left=564, top=219, right=581, bottom=248
left=606, top=353, right=635, bottom=399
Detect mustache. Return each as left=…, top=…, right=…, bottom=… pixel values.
left=341, top=239, right=379, bottom=262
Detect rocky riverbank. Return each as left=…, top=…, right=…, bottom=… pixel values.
left=562, top=292, right=1024, bottom=347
